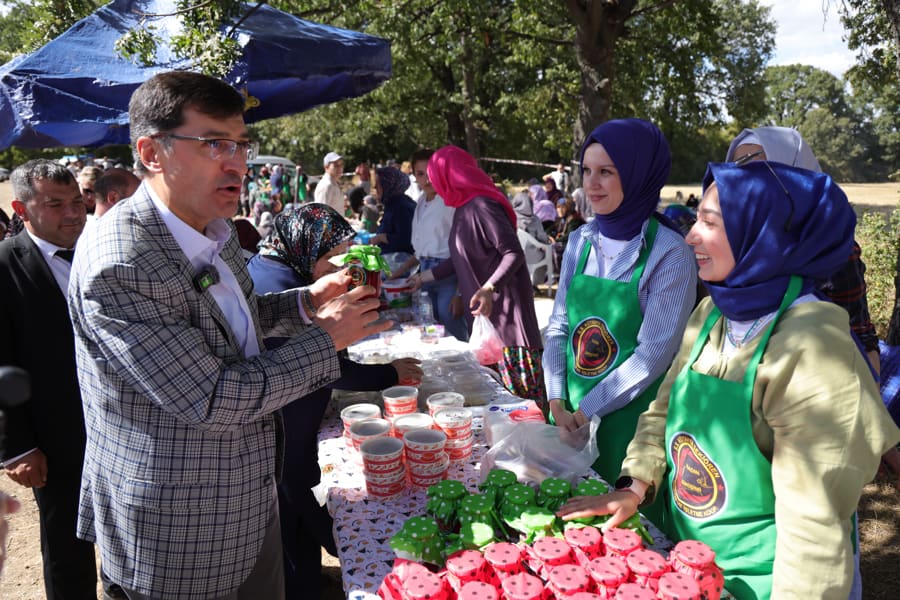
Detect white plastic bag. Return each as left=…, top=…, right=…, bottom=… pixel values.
left=469, top=314, right=505, bottom=365
left=479, top=418, right=600, bottom=486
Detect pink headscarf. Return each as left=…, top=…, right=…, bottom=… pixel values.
left=427, top=145, right=516, bottom=226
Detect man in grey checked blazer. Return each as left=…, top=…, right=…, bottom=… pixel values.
left=68, top=72, right=388, bottom=599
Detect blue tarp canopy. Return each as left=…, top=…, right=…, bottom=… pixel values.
left=0, top=0, right=391, bottom=149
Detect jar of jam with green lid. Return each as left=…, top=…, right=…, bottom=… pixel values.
left=479, top=468, right=519, bottom=507
left=538, top=477, right=572, bottom=513
left=426, top=479, right=468, bottom=532
left=389, top=516, right=444, bottom=565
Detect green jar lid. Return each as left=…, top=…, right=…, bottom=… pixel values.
left=575, top=479, right=609, bottom=496
left=460, top=493, right=494, bottom=516
left=482, top=469, right=518, bottom=489
left=403, top=516, right=439, bottom=539
left=540, top=478, right=572, bottom=498
left=503, top=483, right=536, bottom=505
left=429, top=479, right=467, bottom=500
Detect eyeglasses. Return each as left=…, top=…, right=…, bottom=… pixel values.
left=152, top=133, right=259, bottom=161
left=734, top=150, right=795, bottom=231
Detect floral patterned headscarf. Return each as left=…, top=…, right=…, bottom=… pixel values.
left=258, top=204, right=356, bottom=285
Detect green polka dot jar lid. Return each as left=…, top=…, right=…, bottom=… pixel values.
left=481, top=468, right=518, bottom=489
left=575, top=479, right=609, bottom=496
left=460, top=493, right=495, bottom=517
left=427, top=479, right=467, bottom=500
left=503, top=483, right=536, bottom=505
left=539, top=477, right=571, bottom=498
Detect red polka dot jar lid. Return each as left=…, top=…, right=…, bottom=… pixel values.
left=445, top=549, right=486, bottom=580
left=531, top=536, right=574, bottom=565
left=625, top=549, right=668, bottom=577
left=547, top=563, right=592, bottom=595
left=457, top=580, right=499, bottom=600
left=401, top=569, right=446, bottom=600
left=568, top=593, right=603, bottom=600
left=483, top=542, right=523, bottom=572
left=587, top=555, right=630, bottom=586
left=564, top=526, right=603, bottom=551
left=602, top=528, right=642, bottom=556
left=500, top=572, right=546, bottom=600
left=656, top=572, right=702, bottom=600
left=613, top=582, right=656, bottom=599
left=669, top=540, right=716, bottom=569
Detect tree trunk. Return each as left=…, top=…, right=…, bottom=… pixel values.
left=565, top=0, right=636, bottom=186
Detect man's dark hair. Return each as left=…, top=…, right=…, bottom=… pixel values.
left=409, top=149, right=434, bottom=166
left=11, top=159, right=76, bottom=203
left=128, top=71, right=246, bottom=174
left=94, top=168, right=138, bottom=201
left=347, top=185, right=367, bottom=214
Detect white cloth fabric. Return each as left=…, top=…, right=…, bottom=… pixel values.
left=25, top=230, right=73, bottom=294
left=314, top=173, right=344, bottom=214
left=148, top=188, right=260, bottom=358
left=411, top=193, right=455, bottom=259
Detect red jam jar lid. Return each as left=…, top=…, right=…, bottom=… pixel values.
left=446, top=549, right=486, bottom=579
left=603, top=528, right=642, bottom=554
left=401, top=570, right=445, bottom=600
left=564, top=526, right=603, bottom=550
left=587, top=555, right=630, bottom=586
left=458, top=580, right=499, bottom=600
left=501, top=572, right=545, bottom=600
left=670, top=540, right=716, bottom=569
left=531, top=536, right=573, bottom=563
left=547, top=563, right=591, bottom=593
left=657, top=572, right=702, bottom=600
left=569, top=594, right=603, bottom=600
left=625, top=549, right=668, bottom=577
left=483, top=542, right=522, bottom=570
left=613, top=582, right=657, bottom=599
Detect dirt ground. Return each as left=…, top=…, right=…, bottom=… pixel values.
left=0, top=180, right=898, bottom=599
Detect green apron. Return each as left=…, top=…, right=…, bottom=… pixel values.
left=664, top=276, right=802, bottom=600
left=563, top=218, right=665, bottom=523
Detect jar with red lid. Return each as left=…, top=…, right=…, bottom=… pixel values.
left=500, top=572, right=547, bottom=600
left=527, top=535, right=575, bottom=577
left=667, top=540, right=724, bottom=600
left=564, top=526, right=604, bottom=566
left=602, top=528, right=643, bottom=559
left=656, top=572, right=702, bottom=600
left=445, top=549, right=489, bottom=592
left=457, top=580, right=500, bottom=600
left=547, top=563, right=594, bottom=597
left=587, top=555, right=630, bottom=599
left=482, top=541, right=523, bottom=581
left=613, top=582, right=656, bottom=599
left=625, top=549, right=669, bottom=592
left=400, top=569, right=448, bottom=600
left=569, top=593, right=604, bottom=600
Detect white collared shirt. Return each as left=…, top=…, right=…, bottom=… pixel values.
left=147, top=185, right=260, bottom=359
left=411, top=192, right=455, bottom=259
left=25, top=230, right=75, bottom=294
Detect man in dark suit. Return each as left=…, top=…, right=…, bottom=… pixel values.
left=0, top=159, right=96, bottom=599
left=68, top=71, right=389, bottom=600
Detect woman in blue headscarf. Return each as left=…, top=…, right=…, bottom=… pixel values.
left=558, top=161, right=900, bottom=600
left=543, top=118, right=697, bottom=521
left=370, top=166, right=416, bottom=254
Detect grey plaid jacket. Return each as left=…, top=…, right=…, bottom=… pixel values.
left=68, top=186, right=341, bottom=598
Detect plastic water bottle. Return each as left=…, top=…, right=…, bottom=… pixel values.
left=417, top=290, right=434, bottom=325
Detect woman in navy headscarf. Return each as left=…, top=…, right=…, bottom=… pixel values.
left=370, top=166, right=416, bottom=254
left=558, top=161, right=900, bottom=600
left=543, top=119, right=697, bottom=523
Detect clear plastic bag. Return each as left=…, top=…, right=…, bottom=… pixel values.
left=469, top=314, right=505, bottom=365
left=479, top=418, right=600, bottom=486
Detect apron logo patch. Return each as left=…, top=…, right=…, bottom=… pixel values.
left=670, top=432, right=727, bottom=519
left=572, top=317, right=618, bottom=377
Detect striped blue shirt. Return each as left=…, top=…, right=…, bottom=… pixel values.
left=543, top=217, right=697, bottom=418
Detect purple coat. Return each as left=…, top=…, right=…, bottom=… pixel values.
left=433, top=196, right=542, bottom=349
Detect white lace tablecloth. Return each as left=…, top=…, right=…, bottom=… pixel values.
left=317, top=402, right=678, bottom=599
